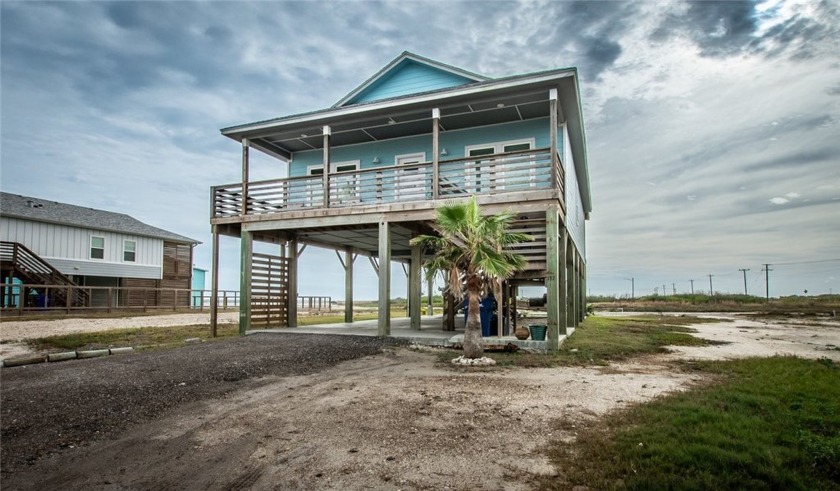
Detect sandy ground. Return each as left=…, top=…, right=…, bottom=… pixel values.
left=2, top=312, right=839, bottom=490
left=0, top=312, right=241, bottom=359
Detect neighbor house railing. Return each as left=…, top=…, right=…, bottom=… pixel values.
left=212, top=148, right=564, bottom=218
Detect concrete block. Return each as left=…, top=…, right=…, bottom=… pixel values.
left=109, top=347, right=134, bottom=355
left=48, top=352, right=78, bottom=362
left=3, top=355, right=47, bottom=367
left=76, top=349, right=110, bottom=359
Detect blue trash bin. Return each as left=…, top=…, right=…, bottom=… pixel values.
left=463, top=294, right=497, bottom=337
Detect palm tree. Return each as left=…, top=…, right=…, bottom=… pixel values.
left=410, top=196, right=532, bottom=359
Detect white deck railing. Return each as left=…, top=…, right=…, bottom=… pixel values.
left=212, top=148, right=563, bottom=218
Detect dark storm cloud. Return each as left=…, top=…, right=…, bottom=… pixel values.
left=651, top=0, right=840, bottom=60
left=651, top=1, right=758, bottom=56
left=553, top=1, right=638, bottom=81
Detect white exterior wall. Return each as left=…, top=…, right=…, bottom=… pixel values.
left=0, top=217, right=163, bottom=279
left=563, top=125, right=586, bottom=257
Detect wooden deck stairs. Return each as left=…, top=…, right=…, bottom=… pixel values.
left=0, top=241, right=89, bottom=307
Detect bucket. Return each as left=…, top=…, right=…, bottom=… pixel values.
left=529, top=324, right=547, bottom=341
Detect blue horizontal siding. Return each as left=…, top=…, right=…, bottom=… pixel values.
left=350, top=61, right=474, bottom=105
left=290, top=118, right=563, bottom=176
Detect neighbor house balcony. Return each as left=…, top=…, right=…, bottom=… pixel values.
left=212, top=147, right=564, bottom=221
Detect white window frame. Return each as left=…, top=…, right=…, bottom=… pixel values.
left=123, top=240, right=137, bottom=263
left=464, top=138, right=535, bottom=193
left=395, top=152, right=427, bottom=201
left=90, top=235, right=105, bottom=260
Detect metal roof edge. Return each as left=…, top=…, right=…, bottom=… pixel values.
left=220, top=67, right=577, bottom=137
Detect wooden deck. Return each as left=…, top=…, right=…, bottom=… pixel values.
left=211, top=148, right=564, bottom=221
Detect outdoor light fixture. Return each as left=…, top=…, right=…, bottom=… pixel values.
left=372, top=157, right=381, bottom=164
left=440, top=148, right=449, bottom=156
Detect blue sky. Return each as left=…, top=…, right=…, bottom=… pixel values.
left=2, top=0, right=839, bottom=299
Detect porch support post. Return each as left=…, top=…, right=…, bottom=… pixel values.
left=210, top=226, right=220, bottom=337
left=567, top=237, right=574, bottom=329
left=287, top=238, right=298, bottom=327
left=572, top=249, right=579, bottom=327
left=322, top=125, right=331, bottom=208
left=344, top=246, right=353, bottom=323
left=581, top=260, right=587, bottom=322
left=241, top=138, right=250, bottom=216
left=432, top=108, right=440, bottom=200
left=549, top=89, right=559, bottom=190
left=426, top=271, right=434, bottom=316
left=239, top=229, right=253, bottom=335
left=546, top=205, right=562, bottom=351
left=409, top=241, right=422, bottom=330
left=377, top=220, right=391, bottom=336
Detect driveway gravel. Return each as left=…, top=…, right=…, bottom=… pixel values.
left=1, top=333, right=406, bottom=481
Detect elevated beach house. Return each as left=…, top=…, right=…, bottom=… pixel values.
left=210, top=52, right=591, bottom=350
left=1, top=192, right=199, bottom=311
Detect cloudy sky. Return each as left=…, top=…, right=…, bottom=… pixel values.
left=2, top=0, right=838, bottom=299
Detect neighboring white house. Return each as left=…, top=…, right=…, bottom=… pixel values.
left=0, top=192, right=199, bottom=307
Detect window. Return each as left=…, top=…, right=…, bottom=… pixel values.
left=90, top=236, right=105, bottom=260
left=123, top=240, right=136, bottom=262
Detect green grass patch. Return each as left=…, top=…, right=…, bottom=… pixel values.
left=485, top=315, right=722, bottom=367
left=541, top=356, right=840, bottom=490
left=26, top=324, right=240, bottom=352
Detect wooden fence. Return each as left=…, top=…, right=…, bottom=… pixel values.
left=0, top=283, right=240, bottom=316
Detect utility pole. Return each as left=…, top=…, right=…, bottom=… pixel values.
left=707, top=274, right=714, bottom=296
left=663, top=284, right=667, bottom=297
left=689, top=279, right=695, bottom=294
left=672, top=283, right=676, bottom=295
left=625, top=277, right=635, bottom=299
left=739, top=268, right=750, bottom=295
left=762, top=263, right=772, bottom=301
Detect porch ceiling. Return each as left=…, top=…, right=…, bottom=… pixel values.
left=253, top=223, right=433, bottom=261
left=249, top=90, right=553, bottom=155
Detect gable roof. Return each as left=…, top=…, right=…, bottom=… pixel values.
left=333, top=51, right=489, bottom=107
left=0, top=192, right=199, bottom=245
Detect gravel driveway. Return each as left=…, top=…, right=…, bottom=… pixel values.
left=1, top=334, right=406, bottom=485
left=1, top=314, right=837, bottom=490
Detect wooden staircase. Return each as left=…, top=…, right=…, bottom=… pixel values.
left=0, top=241, right=89, bottom=307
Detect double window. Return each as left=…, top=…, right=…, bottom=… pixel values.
left=308, top=161, right=360, bottom=206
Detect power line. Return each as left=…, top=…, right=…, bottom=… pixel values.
left=771, top=258, right=840, bottom=266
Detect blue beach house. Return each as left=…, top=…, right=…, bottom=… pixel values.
left=210, top=52, right=591, bottom=350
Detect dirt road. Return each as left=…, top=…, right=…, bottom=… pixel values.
left=1, top=314, right=838, bottom=490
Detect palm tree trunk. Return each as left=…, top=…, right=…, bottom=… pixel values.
left=463, top=287, right=484, bottom=358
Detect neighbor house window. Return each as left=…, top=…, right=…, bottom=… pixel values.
left=90, top=236, right=105, bottom=260
left=123, top=240, right=136, bottom=262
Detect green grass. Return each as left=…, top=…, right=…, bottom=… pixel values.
left=26, top=323, right=240, bottom=352
left=541, top=357, right=840, bottom=490
left=23, top=309, right=403, bottom=352
left=482, top=315, right=723, bottom=367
